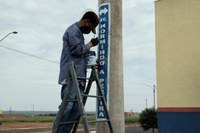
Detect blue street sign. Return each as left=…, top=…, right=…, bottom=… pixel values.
left=97, top=3, right=110, bottom=119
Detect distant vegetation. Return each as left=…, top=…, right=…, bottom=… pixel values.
left=2, top=111, right=57, bottom=116
left=0, top=114, right=139, bottom=124
left=125, top=116, right=139, bottom=123
left=0, top=116, right=55, bottom=123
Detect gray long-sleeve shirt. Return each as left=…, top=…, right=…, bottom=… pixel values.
left=58, top=22, right=90, bottom=85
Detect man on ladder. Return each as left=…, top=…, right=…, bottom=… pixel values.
left=52, top=11, right=99, bottom=133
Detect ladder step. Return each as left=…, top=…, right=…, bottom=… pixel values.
left=66, top=99, right=78, bottom=102
left=77, top=76, right=92, bottom=80
left=81, top=94, right=104, bottom=98
left=53, top=62, right=114, bottom=133
left=59, top=120, right=78, bottom=125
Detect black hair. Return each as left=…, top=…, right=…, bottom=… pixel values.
left=81, top=11, right=99, bottom=27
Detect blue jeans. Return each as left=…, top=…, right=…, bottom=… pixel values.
left=52, top=82, right=85, bottom=133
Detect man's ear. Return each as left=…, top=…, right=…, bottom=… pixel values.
left=80, top=19, right=90, bottom=26
left=84, top=19, right=91, bottom=25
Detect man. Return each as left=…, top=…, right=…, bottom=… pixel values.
left=52, top=11, right=99, bottom=133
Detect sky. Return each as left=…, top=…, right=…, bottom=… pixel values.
left=0, top=0, right=156, bottom=112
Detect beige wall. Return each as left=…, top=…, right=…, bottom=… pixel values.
left=155, top=0, right=200, bottom=107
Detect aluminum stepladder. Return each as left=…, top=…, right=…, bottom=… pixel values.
left=53, top=61, right=114, bottom=133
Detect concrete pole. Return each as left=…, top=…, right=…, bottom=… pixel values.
left=97, top=0, right=125, bottom=133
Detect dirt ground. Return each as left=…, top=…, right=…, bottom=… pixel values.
left=0, top=122, right=139, bottom=129
left=0, top=122, right=139, bottom=133
left=0, top=122, right=93, bottom=133
left=0, top=122, right=53, bottom=129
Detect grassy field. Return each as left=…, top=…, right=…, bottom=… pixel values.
left=0, top=116, right=55, bottom=123
left=0, top=115, right=139, bottom=124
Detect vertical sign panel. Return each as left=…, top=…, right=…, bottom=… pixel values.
left=97, top=3, right=110, bottom=119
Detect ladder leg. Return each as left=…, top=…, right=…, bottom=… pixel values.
left=69, top=62, right=90, bottom=133
left=53, top=83, right=72, bottom=133
left=72, top=75, right=94, bottom=133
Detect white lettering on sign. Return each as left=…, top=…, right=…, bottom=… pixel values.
left=100, top=34, right=105, bottom=39
left=100, top=29, right=106, bottom=34
left=99, top=106, right=104, bottom=111
left=99, top=23, right=106, bottom=66
left=98, top=111, right=105, bottom=117
left=99, top=50, right=105, bottom=55
left=99, top=78, right=104, bottom=82
left=100, top=23, right=106, bottom=28
left=100, top=55, right=105, bottom=60
left=99, top=70, right=105, bottom=75
left=97, top=3, right=110, bottom=119
left=99, top=61, right=105, bottom=65
left=100, top=17, right=107, bottom=22
left=100, top=39, right=106, bottom=45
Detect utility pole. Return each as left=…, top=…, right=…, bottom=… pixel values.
left=136, top=83, right=156, bottom=109
left=153, top=85, right=156, bottom=108
left=97, top=0, right=124, bottom=133
left=145, top=98, right=148, bottom=108
left=9, top=106, right=12, bottom=114
left=32, top=105, right=35, bottom=117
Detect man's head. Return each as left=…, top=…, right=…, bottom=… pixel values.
left=80, top=11, right=99, bottom=34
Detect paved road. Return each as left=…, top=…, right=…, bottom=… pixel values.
left=125, top=127, right=158, bottom=133
left=78, top=127, right=158, bottom=133
left=0, top=127, right=158, bottom=133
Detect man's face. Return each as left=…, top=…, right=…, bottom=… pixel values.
left=81, top=21, right=92, bottom=34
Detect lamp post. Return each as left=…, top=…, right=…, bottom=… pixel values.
left=145, top=98, right=148, bottom=108
left=144, top=84, right=156, bottom=109
left=153, top=84, right=156, bottom=109
left=0, top=31, right=18, bottom=42
left=135, top=83, right=156, bottom=108
left=32, top=104, right=35, bottom=117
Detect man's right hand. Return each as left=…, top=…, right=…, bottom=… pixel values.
left=90, top=37, right=99, bottom=46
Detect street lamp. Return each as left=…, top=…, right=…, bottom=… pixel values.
left=153, top=85, right=156, bottom=109
left=0, top=31, right=18, bottom=42
left=143, top=84, right=156, bottom=109
left=144, top=84, right=156, bottom=109
left=134, top=82, right=156, bottom=108
left=145, top=98, right=148, bottom=108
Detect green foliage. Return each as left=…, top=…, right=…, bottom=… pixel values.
left=125, top=117, right=139, bottom=123
left=139, top=108, right=158, bottom=131
left=0, top=115, right=139, bottom=124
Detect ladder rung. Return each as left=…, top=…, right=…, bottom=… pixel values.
left=77, top=76, right=92, bottom=80
left=81, top=94, right=104, bottom=98
left=59, top=120, right=77, bottom=125
left=66, top=99, right=78, bottom=102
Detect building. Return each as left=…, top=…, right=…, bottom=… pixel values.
left=0, top=114, right=26, bottom=118
left=124, top=112, right=134, bottom=117
left=155, top=0, right=200, bottom=133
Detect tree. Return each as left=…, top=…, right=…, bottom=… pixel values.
left=139, top=107, right=158, bottom=133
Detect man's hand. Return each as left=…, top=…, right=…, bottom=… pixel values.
left=90, top=37, right=99, bottom=46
